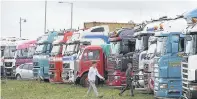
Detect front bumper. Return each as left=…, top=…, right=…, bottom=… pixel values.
left=5, top=68, right=15, bottom=78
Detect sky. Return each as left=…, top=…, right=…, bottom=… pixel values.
left=1, top=0, right=197, bottom=40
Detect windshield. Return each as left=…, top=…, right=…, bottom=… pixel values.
left=63, top=44, right=76, bottom=55
left=28, top=46, right=36, bottom=57
left=55, top=35, right=64, bottom=41
left=156, top=37, right=167, bottom=56
left=135, top=38, right=143, bottom=51
left=4, top=46, right=16, bottom=58
left=15, top=48, right=28, bottom=58
left=110, top=41, right=121, bottom=54
left=35, top=44, right=45, bottom=54
left=51, top=44, right=61, bottom=55
left=70, top=33, right=80, bottom=41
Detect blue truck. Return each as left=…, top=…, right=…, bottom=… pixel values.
left=33, top=31, right=58, bottom=81
left=153, top=17, right=187, bottom=98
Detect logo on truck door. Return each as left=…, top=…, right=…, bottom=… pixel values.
left=115, top=58, right=120, bottom=65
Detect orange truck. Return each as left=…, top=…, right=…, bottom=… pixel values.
left=48, top=30, right=73, bottom=83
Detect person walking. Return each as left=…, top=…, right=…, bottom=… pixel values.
left=119, top=63, right=134, bottom=96
left=87, top=61, right=105, bottom=98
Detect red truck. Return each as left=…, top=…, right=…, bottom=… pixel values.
left=75, top=28, right=136, bottom=87
left=48, top=30, right=73, bottom=83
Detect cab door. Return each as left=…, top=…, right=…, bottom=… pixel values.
left=82, top=49, right=101, bottom=74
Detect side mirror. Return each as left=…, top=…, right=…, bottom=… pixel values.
left=138, top=36, right=141, bottom=40
left=12, top=49, right=16, bottom=52
left=185, top=35, right=192, bottom=41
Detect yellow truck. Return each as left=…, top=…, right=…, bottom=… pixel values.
left=84, top=22, right=135, bottom=32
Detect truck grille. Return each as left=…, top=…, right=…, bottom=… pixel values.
left=132, top=54, right=139, bottom=71
left=4, top=62, right=12, bottom=67
left=33, top=62, right=38, bottom=66
left=49, top=64, right=55, bottom=69
left=182, top=62, right=189, bottom=91
left=63, top=63, right=70, bottom=68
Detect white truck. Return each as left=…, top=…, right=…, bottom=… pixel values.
left=3, top=37, right=28, bottom=78
left=182, top=18, right=197, bottom=99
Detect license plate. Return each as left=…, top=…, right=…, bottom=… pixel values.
left=48, top=72, right=52, bottom=75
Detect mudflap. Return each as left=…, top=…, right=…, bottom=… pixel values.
left=75, top=77, right=80, bottom=85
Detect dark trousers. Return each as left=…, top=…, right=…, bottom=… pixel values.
left=120, top=79, right=134, bottom=96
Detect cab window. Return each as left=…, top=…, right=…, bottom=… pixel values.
left=87, top=50, right=100, bottom=60
left=91, top=27, right=104, bottom=32
left=179, top=38, right=184, bottom=52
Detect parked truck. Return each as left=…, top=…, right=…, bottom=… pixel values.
left=153, top=17, right=187, bottom=98
left=48, top=30, right=73, bottom=83
left=106, top=28, right=136, bottom=87
left=15, top=40, right=36, bottom=67
left=74, top=28, right=137, bottom=87
left=132, top=19, right=166, bottom=89
left=61, top=26, right=110, bottom=84
left=3, top=38, right=28, bottom=78
left=182, top=9, right=197, bottom=99
left=134, top=19, right=168, bottom=92
left=33, top=31, right=58, bottom=81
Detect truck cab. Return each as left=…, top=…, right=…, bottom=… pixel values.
left=153, top=17, right=187, bottom=98
left=75, top=44, right=111, bottom=87
left=3, top=38, right=28, bottom=78
left=61, top=26, right=110, bottom=84
left=15, top=40, right=36, bottom=67
left=143, top=36, right=157, bottom=93
left=106, top=28, right=135, bottom=87
left=182, top=9, right=197, bottom=99
left=48, top=30, right=73, bottom=83
left=133, top=20, right=167, bottom=89
left=33, top=31, right=57, bottom=81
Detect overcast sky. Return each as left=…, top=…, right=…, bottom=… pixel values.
left=1, top=0, right=197, bottom=40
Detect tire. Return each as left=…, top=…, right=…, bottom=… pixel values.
left=44, top=79, right=49, bottom=82
left=16, top=74, right=22, bottom=80
left=80, top=73, right=89, bottom=87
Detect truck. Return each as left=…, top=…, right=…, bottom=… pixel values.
left=133, top=19, right=168, bottom=92
left=3, top=37, right=28, bottom=78
left=15, top=40, right=36, bottom=67
left=84, top=22, right=135, bottom=32
left=74, top=28, right=137, bottom=87
left=153, top=17, right=187, bottom=98
left=33, top=31, right=58, bottom=81
left=48, top=30, right=73, bottom=83
left=132, top=19, right=166, bottom=89
left=143, top=36, right=157, bottom=93
left=105, top=28, right=136, bottom=87
left=61, top=26, right=110, bottom=84
left=182, top=9, right=197, bottom=99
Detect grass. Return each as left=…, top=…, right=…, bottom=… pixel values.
left=1, top=80, right=154, bottom=99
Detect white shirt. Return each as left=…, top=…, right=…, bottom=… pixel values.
left=88, top=67, right=103, bottom=81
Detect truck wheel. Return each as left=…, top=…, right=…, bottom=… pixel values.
left=16, top=74, right=21, bottom=80
left=80, top=73, right=89, bottom=87
left=44, top=79, right=49, bottom=82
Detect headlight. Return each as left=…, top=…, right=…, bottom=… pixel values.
left=160, top=84, right=168, bottom=89
left=189, top=85, right=197, bottom=91
left=114, top=76, right=120, bottom=80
